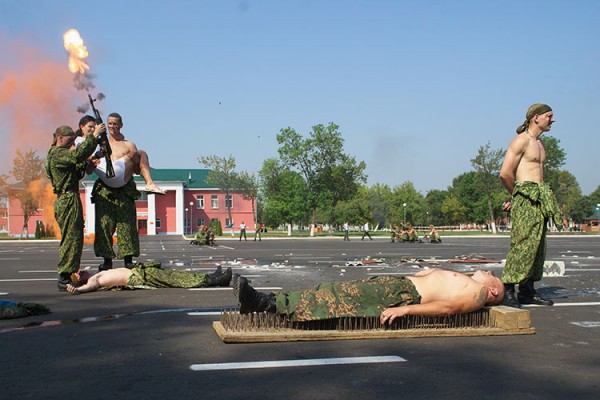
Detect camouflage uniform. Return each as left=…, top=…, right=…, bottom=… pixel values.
left=429, top=231, right=441, bottom=243
left=126, top=264, right=209, bottom=288
left=0, top=300, right=50, bottom=319
left=502, top=181, right=563, bottom=284
left=275, top=276, right=421, bottom=321
left=46, top=135, right=98, bottom=275
left=92, top=178, right=140, bottom=260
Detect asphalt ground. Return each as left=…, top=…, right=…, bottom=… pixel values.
left=1, top=235, right=599, bottom=399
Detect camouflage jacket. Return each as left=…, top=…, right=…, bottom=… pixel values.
left=46, top=135, right=97, bottom=195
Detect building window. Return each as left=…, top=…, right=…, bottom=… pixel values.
left=211, top=195, right=218, bottom=209
left=155, top=218, right=161, bottom=229
left=197, top=195, right=204, bottom=209
left=197, top=218, right=205, bottom=227
left=225, top=194, right=233, bottom=209
left=225, top=218, right=233, bottom=228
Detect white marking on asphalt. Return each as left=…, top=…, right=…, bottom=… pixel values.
left=570, top=321, right=600, bottom=328
left=565, top=269, right=600, bottom=272
left=217, top=245, right=235, bottom=250
left=19, top=270, right=56, bottom=273
left=522, top=302, right=600, bottom=308
left=0, top=292, right=8, bottom=295
left=187, top=311, right=222, bottom=316
left=188, top=286, right=282, bottom=291
left=0, top=258, right=21, bottom=260
left=190, top=356, right=406, bottom=371
left=0, top=278, right=56, bottom=282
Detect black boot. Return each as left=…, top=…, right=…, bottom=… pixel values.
left=57, top=272, right=75, bottom=291
left=518, top=279, right=554, bottom=306
left=206, top=266, right=232, bottom=287
left=502, top=283, right=521, bottom=308
left=124, top=256, right=134, bottom=269
left=232, top=274, right=276, bottom=314
left=99, top=258, right=113, bottom=271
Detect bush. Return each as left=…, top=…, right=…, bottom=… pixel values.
left=210, top=218, right=223, bottom=236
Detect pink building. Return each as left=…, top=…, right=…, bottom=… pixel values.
left=1, top=168, right=255, bottom=237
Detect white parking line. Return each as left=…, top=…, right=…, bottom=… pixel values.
left=187, top=311, right=222, bottom=316
left=570, top=321, right=600, bottom=328
left=190, top=355, right=406, bottom=371
left=0, top=278, right=56, bottom=282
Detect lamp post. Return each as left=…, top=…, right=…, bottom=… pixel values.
left=426, top=211, right=429, bottom=226
left=185, top=208, right=189, bottom=235
left=189, top=201, right=194, bottom=234
left=403, top=203, right=407, bottom=224
left=596, top=204, right=600, bottom=234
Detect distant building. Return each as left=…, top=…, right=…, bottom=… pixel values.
left=1, top=168, right=254, bottom=237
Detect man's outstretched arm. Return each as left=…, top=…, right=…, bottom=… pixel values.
left=66, top=275, right=102, bottom=294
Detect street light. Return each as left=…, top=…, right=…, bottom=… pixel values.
left=189, top=201, right=194, bottom=234
left=426, top=211, right=429, bottom=226
left=403, top=203, right=407, bottom=224
left=185, top=208, right=189, bottom=235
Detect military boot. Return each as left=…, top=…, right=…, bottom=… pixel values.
left=57, top=272, right=75, bottom=291
left=233, top=274, right=276, bottom=314
left=518, top=279, right=553, bottom=306
left=502, top=283, right=521, bottom=308
left=206, top=266, right=233, bottom=287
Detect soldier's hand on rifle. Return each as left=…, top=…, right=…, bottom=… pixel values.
left=92, top=122, right=106, bottom=138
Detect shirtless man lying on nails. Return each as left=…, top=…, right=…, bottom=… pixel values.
left=232, top=268, right=504, bottom=324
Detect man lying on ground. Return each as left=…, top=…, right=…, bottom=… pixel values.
left=66, top=263, right=232, bottom=294
left=233, top=268, right=504, bottom=324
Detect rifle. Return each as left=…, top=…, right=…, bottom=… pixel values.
left=88, top=94, right=115, bottom=178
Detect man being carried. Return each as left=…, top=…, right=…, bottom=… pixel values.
left=75, top=115, right=165, bottom=195
left=66, top=264, right=232, bottom=294
left=232, top=268, right=504, bottom=323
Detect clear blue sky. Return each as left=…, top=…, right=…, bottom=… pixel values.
left=1, top=0, right=598, bottom=195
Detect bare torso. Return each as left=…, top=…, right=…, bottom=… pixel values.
left=109, top=134, right=137, bottom=160
left=407, top=269, right=485, bottom=305
left=500, top=132, right=546, bottom=194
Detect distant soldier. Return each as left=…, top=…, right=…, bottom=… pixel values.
left=427, top=225, right=442, bottom=243
left=361, top=221, right=373, bottom=241
left=254, top=222, right=262, bottom=241
left=343, top=221, right=350, bottom=241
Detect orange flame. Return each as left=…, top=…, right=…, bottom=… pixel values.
left=63, top=29, right=89, bottom=74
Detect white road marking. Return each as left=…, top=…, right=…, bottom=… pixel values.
left=187, top=311, right=222, bottom=316
left=0, top=258, right=21, bottom=260
left=523, top=302, right=600, bottom=308
left=570, top=321, right=600, bottom=328
left=0, top=278, right=56, bottom=282
left=190, top=355, right=406, bottom=371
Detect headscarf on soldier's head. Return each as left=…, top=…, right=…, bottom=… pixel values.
left=516, top=103, right=552, bottom=134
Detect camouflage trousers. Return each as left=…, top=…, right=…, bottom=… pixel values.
left=275, top=276, right=421, bottom=321
left=54, top=193, right=84, bottom=274
left=126, top=265, right=208, bottom=288
left=94, top=195, right=139, bottom=260
left=502, top=187, right=548, bottom=284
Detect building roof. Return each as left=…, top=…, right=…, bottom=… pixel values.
left=82, top=168, right=214, bottom=189
left=584, top=208, right=600, bottom=221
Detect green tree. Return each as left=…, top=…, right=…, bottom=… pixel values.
left=10, top=149, right=45, bottom=238
left=425, top=189, right=449, bottom=226
left=471, top=142, right=504, bottom=233
left=389, top=181, right=426, bottom=226
left=551, top=170, right=582, bottom=224
left=277, top=122, right=366, bottom=234
left=441, top=196, right=468, bottom=225
left=259, top=158, right=309, bottom=228
left=236, top=171, right=260, bottom=226
left=198, top=155, right=239, bottom=227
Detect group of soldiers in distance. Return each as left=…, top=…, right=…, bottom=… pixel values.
left=390, top=223, right=441, bottom=244
left=190, top=225, right=216, bottom=246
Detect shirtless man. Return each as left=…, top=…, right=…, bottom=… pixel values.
left=232, top=269, right=504, bottom=323
left=66, top=264, right=232, bottom=294
left=499, top=103, right=562, bottom=308
left=76, top=114, right=165, bottom=195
